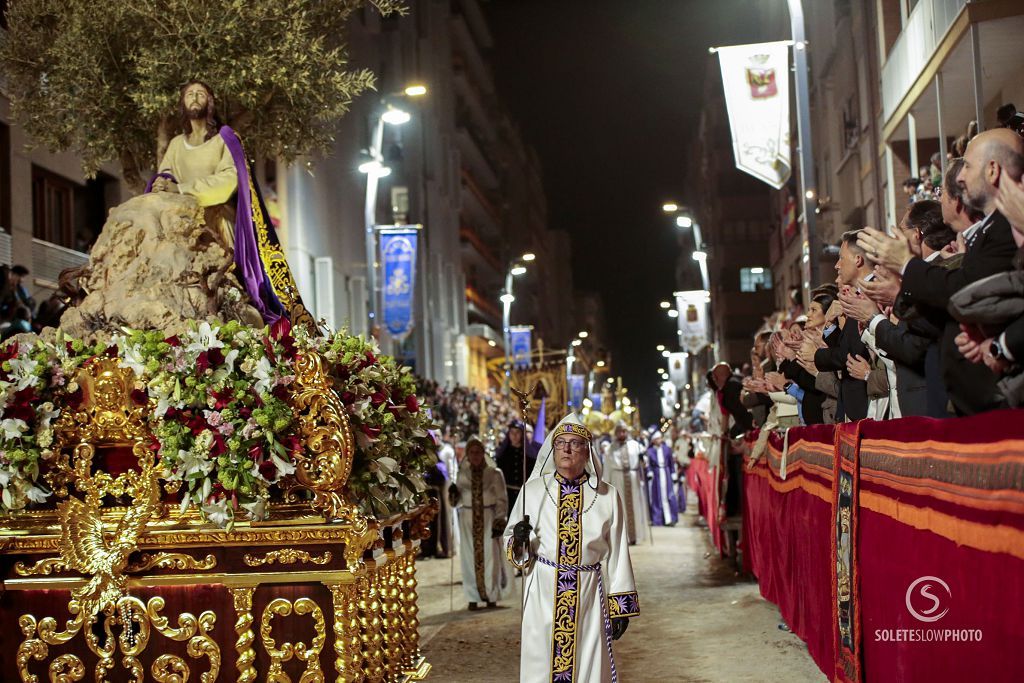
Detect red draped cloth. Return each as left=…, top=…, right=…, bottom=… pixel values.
left=689, top=452, right=726, bottom=555
left=744, top=412, right=1024, bottom=682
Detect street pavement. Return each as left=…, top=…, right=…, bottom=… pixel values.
left=416, top=509, right=825, bottom=681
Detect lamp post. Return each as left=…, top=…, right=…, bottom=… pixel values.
left=501, top=252, right=535, bottom=389
left=359, top=85, right=427, bottom=341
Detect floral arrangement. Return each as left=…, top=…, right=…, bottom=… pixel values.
left=0, top=320, right=436, bottom=527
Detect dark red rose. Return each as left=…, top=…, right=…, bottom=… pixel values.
left=6, top=402, right=34, bottom=422
left=405, top=394, right=419, bottom=414
left=365, top=350, right=376, bottom=366
left=196, top=351, right=210, bottom=374
left=359, top=424, right=381, bottom=439
left=248, top=444, right=263, bottom=461
left=211, top=482, right=225, bottom=496
left=0, top=342, right=19, bottom=361
left=104, top=345, right=118, bottom=359
left=164, top=335, right=182, bottom=347
left=340, top=391, right=356, bottom=405
left=238, top=406, right=252, bottom=419
left=210, top=432, right=226, bottom=456
left=210, top=390, right=232, bottom=410
left=370, top=391, right=386, bottom=407
left=130, top=388, right=148, bottom=405
left=258, top=459, right=277, bottom=480
left=271, top=384, right=289, bottom=401
left=285, top=435, right=303, bottom=455
left=207, top=347, right=225, bottom=368
left=165, top=407, right=179, bottom=419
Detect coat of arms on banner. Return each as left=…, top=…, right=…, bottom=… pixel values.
left=746, top=63, right=778, bottom=99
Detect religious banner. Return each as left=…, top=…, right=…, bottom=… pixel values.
left=675, top=290, right=710, bottom=355
left=668, top=352, right=688, bottom=389
left=661, top=381, right=678, bottom=419
left=717, top=41, right=792, bottom=189
left=568, top=374, right=586, bottom=411
left=378, top=226, right=420, bottom=340
left=509, top=325, right=532, bottom=369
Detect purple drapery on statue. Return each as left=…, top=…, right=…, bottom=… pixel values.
left=646, top=443, right=679, bottom=526
left=218, top=126, right=284, bottom=325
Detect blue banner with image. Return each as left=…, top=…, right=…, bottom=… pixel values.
left=569, top=375, right=586, bottom=411
left=510, top=326, right=532, bottom=369
left=380, top=228, right=419, bottom=340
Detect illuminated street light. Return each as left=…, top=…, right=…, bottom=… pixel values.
left=656, top=344, right=665, bottom=352
left=659, top=301, right=671, bottom=309
left=805, top=189, right=816, bottom=200
left=676, top=216, right=693, bottom=229
left=499, top=293, right=515, bottom=304
left=692, top=251, right=707, bottom=262
left=667, top=309, right=679, bottom=318
left=662, top=202, right=679, bottom=213
left=521, top=252, right=536, bottom=262
left=404, top=84, right=428, bottom=97
left=661, top=350, right=671, bottom=358
left=578, top=331, right=589, bottom=338
left=596, top=360, right=606, bottom=368
left=358, top=160, right=391, bottom=177
left=750, top=267, right=764, bottom=274
left=381, top=107, right=412, bottom=125
left=487, top=339, right=497, bottom=347
left=510, top=265, right=527, bottom=276
left=571, top=339, right=582, bottom=347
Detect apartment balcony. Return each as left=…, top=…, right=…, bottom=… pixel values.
left=459, top=224, right=501, bottom=273
left=455, top=124, right=499, bottom=190
left=881, top=0, right=1024, bottom=141
left=32, top=238, right=89, bottom=288
left=460, top=169, right=503, bottom=242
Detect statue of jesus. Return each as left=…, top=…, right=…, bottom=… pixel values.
left=147, top=81, right=315, bottom=331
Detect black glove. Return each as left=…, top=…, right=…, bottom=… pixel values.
left=491, top=519, right=505, bottom=538
left=447, top=484, right=459, bottom=507
left=512, top=518, right=532, bottom=544
left=610, top=617, right=629, bottom=640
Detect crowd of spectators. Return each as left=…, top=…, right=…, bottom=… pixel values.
left=735, top=115, right=1024, bottom=426
left=416, top=378, right=521, bottom=443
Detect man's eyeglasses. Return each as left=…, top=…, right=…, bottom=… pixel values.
left=553, top=438, right=589, bottom=453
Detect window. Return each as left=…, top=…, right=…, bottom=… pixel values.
left=740, top=267, right=772, bottom=292
left=32, top=166, right=113, bottom=252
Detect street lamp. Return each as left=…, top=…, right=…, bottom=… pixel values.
left=361, top=86, right=426, bottom=337
left=659, top=301, right=671, bottom=309
left=662, top=202, right=679, bottom=213
left=656, top=344, right=665, bottom=352
left=667, top=309, right=679, bottom=318
left=501, top=253, right=535, bottom=388
left=578, top=331, right=589, bottom=339
left=676, top=215, right=693, bottom=229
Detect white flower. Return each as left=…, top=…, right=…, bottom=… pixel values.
left=186, top=321, right=225, bottom=355
left=122, top=344, right=148, bottom=376
left=8, top=357, right=39, bottom=391
left=194, top=430, right=214, bottom=454
left=270, top=452, right=296, bottom=479
left=179, top=449, right=213, bottom=478
left=0, top=468, right=10, bottom=487
left=201, top=499, right=232, bottom=527
left=1, top=418, right=28, bottom=440
left=241, top=498, right=267, bottom=521
left=25, top=486, right=50, bottom=504
left=252, top=356, right=273, bottom=396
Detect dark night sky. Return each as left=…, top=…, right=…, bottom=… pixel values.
left=484, top=1, right=766, bottom=424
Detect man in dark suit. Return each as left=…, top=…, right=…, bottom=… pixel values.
left=858, top=128, right=1024, bottom=415
left=814, top=231, right=871, bottom=421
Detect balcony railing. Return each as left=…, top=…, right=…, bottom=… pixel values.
left=881, top=0, right=968, bottom=123
left=32, top=238, right=89, bottom=287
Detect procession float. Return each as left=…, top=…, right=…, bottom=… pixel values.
left=0, top=2, right=438, bottom=680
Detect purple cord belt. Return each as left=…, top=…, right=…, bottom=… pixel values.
left=535, top=555, right=618, bottom=683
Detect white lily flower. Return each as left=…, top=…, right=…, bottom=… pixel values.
left=121, top=344, right=148, bottom=376
left=201, top=499, right=231, bottom=527
left=8, top=357, right=39, bottom=391
left=186, top=321, right=225, bottom=355
left=241, top=498, right=267, bottom=521
left=1, top=418, right=28, bottom=440
left=271, top=452, right=296, bottom=478
left=253, top=356, right=273, bottom=396
left=25, top=486, right=50, bottom=504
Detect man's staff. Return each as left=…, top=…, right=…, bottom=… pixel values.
left=510, top=382, right=540, bottom=613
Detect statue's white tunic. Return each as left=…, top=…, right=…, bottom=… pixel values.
left=505, top=474, right=639, bottom=682
left=604, top=440, right=648, bottom=544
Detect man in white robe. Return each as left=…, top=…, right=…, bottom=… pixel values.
left=505, top=414, right=639, bottom=683
left=605, top=422, right=648, bottom=544
left=450, top=438, right=508, bottom=609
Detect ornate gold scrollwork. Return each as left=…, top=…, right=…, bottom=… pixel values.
left=17, top=596, right=219, bottom=682
left=124, top=552, right=217, bottom=573
left=243, top=548, right=332, bottom=567
left=14, top=557, right=68, bottom=577
left=260, top=597, right=326, bottom=683
left=408, top=499, right=439, bottom=541
left=48, top=653, right=85, bottom=682
left=357, top=575, right=386, bottom=681
left=285, top=351, right=361, bottom=522
left=229, top=587, right=258, bottom=683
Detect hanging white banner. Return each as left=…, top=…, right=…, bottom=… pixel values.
left=667, top=352, right=688, bottom=390
left=675, top=290, right=710, bottom=355
left=661, top=381, right=678, bottom=419
left=717, top=41, right=792, bottom=189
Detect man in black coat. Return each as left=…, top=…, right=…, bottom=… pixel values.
left=814, top=230, right=871, bottom=421
left=858, top=128, right=1024, bottom=415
